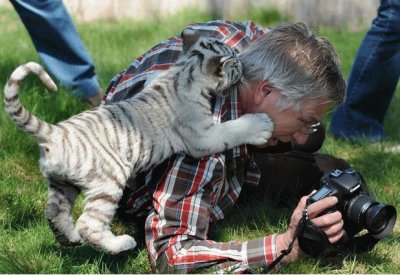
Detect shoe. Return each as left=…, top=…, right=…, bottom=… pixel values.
left=87, top=90, right=103, bottom=107
left=383, top=144, right=400, bottom=153
left=369, top=141, right=400, bottom=153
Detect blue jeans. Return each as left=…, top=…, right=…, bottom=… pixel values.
left=329, top=0, right=400, bottom=141
left=11, top=0, right=100, bottom=99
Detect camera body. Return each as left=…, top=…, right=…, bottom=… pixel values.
left=308, top=167, right=396, bottom=240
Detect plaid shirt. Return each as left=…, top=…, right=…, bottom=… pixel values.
left=104, top=20, right=280, bottom=273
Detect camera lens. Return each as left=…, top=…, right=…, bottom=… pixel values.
left=366, top=204, right=389, bottom=233
left=366, top=203, right=396, bottom=238
left=346, top=194, right=372, bottom=226
left=346, top=194, right=397, bottom=239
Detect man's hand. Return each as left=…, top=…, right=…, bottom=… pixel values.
left=276, top=192, right=344, bottom=264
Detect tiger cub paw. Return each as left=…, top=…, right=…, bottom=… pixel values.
left=57, top=230, right=82, bottom=246
left=240, top=113, right=274, bottom=145
left=103, top=234, right=137, bottom=255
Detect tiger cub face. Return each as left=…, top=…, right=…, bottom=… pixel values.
left=181, top=28, right=243, bottom=96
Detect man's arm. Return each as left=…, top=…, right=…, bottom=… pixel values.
left=144, top=154, right=344, bottom=273
left=144, top=154, right=280, bottom=273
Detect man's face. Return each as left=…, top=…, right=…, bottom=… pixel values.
left=241, top=83, right=330, bottom=146
left=265, top=94, right=329, bottom=146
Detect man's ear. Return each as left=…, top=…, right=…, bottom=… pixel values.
left=254, top=80, right=273, bottom=105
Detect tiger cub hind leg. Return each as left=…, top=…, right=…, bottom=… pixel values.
left=45, top=181, right=82, bottom=246
left=75, top=178, right=137, bottom=254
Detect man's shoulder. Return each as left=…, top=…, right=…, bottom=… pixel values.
left=103, top=20, right=266, bottom=104
left=184, top=20, right=265, bottom=41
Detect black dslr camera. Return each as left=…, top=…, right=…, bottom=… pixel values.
left=298, top=168, right=397, bottom=256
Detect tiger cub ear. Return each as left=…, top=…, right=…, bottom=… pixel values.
left=181, top=28, right=200, bottom=54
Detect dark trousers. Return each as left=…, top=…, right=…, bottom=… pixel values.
left=329, top=0, right=400, bottom=141
left=249, top=124, right=350, bottom=205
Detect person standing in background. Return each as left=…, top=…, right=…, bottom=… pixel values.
left=329, top=0, right=400, bottom=142
left=10, top=0, right=103, bottom=106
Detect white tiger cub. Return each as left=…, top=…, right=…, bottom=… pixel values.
left=4, top=29, right=273, bottom=254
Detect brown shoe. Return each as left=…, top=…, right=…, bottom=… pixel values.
left=87, top=90, right=103, bottom=107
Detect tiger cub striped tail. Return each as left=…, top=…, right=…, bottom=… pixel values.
left=4, top=62, right=58, bottom=141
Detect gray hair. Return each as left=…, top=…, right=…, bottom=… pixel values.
left=239, top=22, right=346, bottom=110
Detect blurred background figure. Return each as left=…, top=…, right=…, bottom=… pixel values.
left=10, top=0, right=103, bottom=106
left=329, top=0, right=400, bottom=142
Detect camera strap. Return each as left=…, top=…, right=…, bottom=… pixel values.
left=263, top=207, right=309, bottom=272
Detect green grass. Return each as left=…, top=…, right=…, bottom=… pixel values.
left=1, top=6, right=399, bottom=274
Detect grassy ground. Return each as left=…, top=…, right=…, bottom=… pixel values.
left=1, top=6, right=399, bottom=274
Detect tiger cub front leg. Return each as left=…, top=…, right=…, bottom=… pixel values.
left=75, top=178, right=137, bottom=254
left=45, top=181, right=82, bottom=246
left=189, top=53, right=274, bottom=157
left=191, top=113, right=273, bottom=158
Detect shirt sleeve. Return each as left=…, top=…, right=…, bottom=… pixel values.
left=145, top=153, right=280, bottom=273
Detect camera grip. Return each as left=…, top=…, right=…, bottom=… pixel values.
left=298, top=218, right=331, bottom=257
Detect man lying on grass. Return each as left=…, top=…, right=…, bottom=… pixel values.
left=105, top=20, right=348, bottom=273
